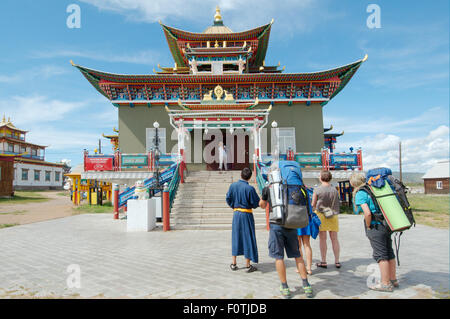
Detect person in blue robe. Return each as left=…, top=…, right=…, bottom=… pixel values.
left=226, top=167, right=260, bottom=272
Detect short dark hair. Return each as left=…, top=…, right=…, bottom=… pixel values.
left=320, top=170, right=332, bottom=182
left=241, top=167, right=252, bottom=181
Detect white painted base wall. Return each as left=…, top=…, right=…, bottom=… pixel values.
left=127, top=199, right=156, bottom=231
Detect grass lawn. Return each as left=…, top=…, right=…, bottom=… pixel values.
left=72, top=201, right=113, bottom=214
left=0, top=191, right=50, bottom=205
left=408, top=193, right=449, bottom=229
left=0, top=223, right=19, bottom=229
left=340, top=193, right=449, bottom=228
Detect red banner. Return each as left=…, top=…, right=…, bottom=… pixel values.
left=84, top=157, right=114, bottom=171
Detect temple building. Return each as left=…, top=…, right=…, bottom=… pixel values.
left=73, top=7, right=366, bottom=170
left=0, top=116, right=65, bottom=190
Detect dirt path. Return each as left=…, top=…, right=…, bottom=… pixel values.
left=0, top=191, right=75, bottom=225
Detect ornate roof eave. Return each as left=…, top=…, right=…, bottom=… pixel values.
left=321, top=54, right=368, bottom=106
left=0, top=124, right=28, bottom=133
left=72, top=55, right=367, bottom=104
left=102, top=133, right=119, bottom=139
left=324, top=131, right=344, bottom=138
left=159, top=20, right=273, bottom=68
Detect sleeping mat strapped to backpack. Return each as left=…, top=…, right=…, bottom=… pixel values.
left=365, top=167, right=414, bottom=232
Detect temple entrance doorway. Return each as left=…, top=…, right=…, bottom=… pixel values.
left=204, top=129, right=249, bottom=171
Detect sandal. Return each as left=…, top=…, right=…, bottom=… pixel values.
left=307, top=269, right=313, bottom=275
left=230, top=263, right=238, bottom=271
left=246, top=265, right=258, bottom=273
left=369, top=282, right=393, bottom=292
left=391, top=279, right=399, bottom=288
left=316, top=262, right=327, bottom=269
left=335, top=262, right=342, bottom=269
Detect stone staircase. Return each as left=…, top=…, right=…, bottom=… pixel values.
left=170, top=170, right=267, bottom=230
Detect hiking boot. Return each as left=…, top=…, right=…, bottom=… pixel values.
left=279, top=285, right=291, bottom=299
left=303, top=285, right=314, bottom=298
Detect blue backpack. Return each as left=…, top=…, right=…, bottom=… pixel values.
left=278, top=161, right=310, bottom=229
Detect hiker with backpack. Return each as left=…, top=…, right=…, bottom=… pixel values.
left=226, top=167, right=260, bottom=273
left=313, top=170, right=341, bottom=270
left=259, top=161, right=314, bottom=298
left=350, top=172, right=398, bottom=292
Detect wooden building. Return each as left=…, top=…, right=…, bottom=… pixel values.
left=0, top=155, right=14, bottom=197
left=0, top=116, right=65, bottom=190
left=422, top=160, right=449, bottom=194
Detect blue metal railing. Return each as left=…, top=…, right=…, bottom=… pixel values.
left=118, top=163, right=177, bottom=208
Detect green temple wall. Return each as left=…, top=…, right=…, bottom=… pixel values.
left=118, top=102, right=324, bottom=158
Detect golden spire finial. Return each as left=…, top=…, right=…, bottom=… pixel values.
left=214, top=6, right=222, bottom=22
left=1, top=114, right=5, bottom=123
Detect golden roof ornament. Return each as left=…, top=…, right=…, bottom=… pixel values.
left=214, top=6, right=222, bottom=22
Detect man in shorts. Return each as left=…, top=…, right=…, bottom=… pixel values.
left=260, top=186, right=313, bottom=298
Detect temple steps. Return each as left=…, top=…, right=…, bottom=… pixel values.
left=170, top=170, right=266, bottom=230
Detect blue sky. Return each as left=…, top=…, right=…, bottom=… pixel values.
left=0, top=0, right=448, bottom=172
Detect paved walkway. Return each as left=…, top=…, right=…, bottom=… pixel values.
left=0, top=214, right=448, bottom=298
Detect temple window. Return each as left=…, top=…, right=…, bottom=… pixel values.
left=34, top=170, right=40, bottom=181
left=45, top=171, right=51, bottom=182
left=32, top=149, right=37, bottom=156
left=21, top=169, right=28, bottom=181
left=7, top=143, right=14, bottom=152
left=55, top=172, right=60, bottom=182
left=273, top=127, right=296, bottom=154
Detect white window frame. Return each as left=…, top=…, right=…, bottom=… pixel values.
left=45, top=171, right=51, bottom=182
left=272, top=127, right=296, bottom=154
left=436, top=181, right=443, bottom=190
left=22, top=168, right=28, bottom=181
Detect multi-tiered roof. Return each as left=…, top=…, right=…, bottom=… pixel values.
left=0, top=116, right=47, bottom=161
left=73, top=7, right=366, bottom=108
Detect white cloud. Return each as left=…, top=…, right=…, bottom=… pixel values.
left=79, top=0, right=336, bottom=35
left=32, top=49, right=160, bottom=66
left=338, top=126, right=449, bottom=173
left=324, top=106, right=449, bottom=134
left=0, top=96, right=85, bottom=125
left=0, top=65, right=67, bottom=83
left=360, top=23, right=449, bottom=90
left=0, top=95, right=117, bottom=155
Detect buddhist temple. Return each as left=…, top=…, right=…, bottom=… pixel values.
left=73, top=7, right=366, bottom=171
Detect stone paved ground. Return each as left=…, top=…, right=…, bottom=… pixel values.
left=0, top=214, right=448, bottom=299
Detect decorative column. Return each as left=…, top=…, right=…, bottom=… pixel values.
left=163, top=183, right=170, bottom=231
left=113, top=183, right=119, bottom=219
left=177, top=120, right=186, bottom=183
